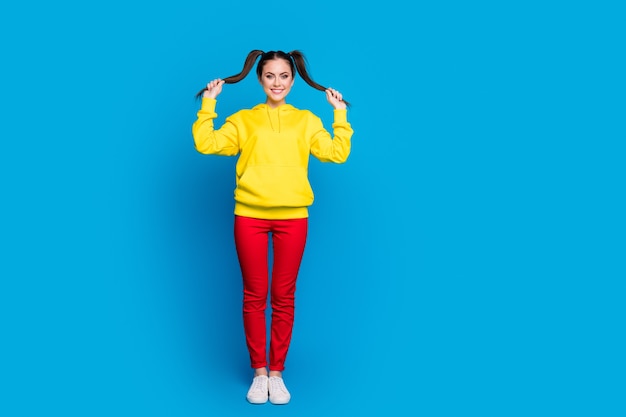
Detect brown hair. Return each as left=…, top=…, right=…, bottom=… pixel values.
left=195, top=50, right=350, bottom=107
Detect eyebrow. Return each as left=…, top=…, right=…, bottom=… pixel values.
left=265, top=72, right=290, bottom=75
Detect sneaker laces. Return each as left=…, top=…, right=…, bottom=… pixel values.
left=269, top=377, right=288, bottom=394
left=250, top=376, right=267, bottom=392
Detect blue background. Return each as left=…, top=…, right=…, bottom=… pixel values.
left=1, top=1, right=624, bottom=416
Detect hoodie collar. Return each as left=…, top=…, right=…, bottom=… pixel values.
left=253, top=103, right=296, bottom=133
left=252, top=103, right=296, bottom=111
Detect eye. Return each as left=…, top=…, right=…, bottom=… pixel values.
left=281, top=74, right=289, bottom=79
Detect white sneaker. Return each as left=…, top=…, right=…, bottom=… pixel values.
left=268, top=376, right=291, bottom=405
left=246, top=375, right=269, bottom=404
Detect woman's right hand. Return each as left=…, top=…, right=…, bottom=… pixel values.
left=203, top=79, right=225, bottom=99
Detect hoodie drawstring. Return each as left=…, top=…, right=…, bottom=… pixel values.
left=266, top=106, right=281, bottom=133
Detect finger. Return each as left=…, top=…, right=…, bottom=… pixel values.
left=207, top=79, right=221, bottom=88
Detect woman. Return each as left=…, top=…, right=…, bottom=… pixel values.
left=192, top=50, right=353, bottom=405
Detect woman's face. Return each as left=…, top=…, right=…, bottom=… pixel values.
left=259, top=58, right=294, bottom=107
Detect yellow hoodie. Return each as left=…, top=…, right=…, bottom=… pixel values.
left=192, top=98, right=353, bottom=219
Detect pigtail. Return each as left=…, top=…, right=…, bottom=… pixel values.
left=195, top=49, right=265, bottom=99
left=289, top=50, right=351, bottom=108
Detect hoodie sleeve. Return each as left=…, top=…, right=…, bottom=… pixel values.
left=309, top=109, right=353, bottom=163
left=192, top=98, right=240, bottom=156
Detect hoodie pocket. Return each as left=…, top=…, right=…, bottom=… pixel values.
left=235, top=165, right=314, bottom=208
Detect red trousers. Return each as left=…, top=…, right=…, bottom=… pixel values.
left=234, top=215, right=308, bottom=371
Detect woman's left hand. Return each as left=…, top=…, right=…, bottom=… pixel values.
left=326, top=88, right=346, bottom=110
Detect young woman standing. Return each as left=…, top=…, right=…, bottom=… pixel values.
left=192, top=50, right=353, bottom=405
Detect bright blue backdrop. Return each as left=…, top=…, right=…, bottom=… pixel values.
left=1, top=1, right=624, bottom=416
